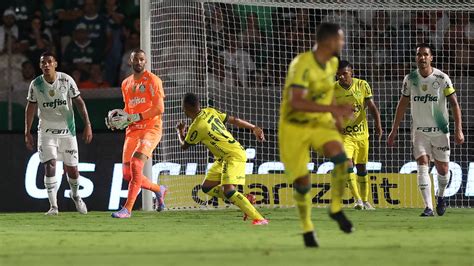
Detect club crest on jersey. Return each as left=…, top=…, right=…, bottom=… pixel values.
left=49, top=89, right=55, bottom=97
left=421, top=84, right=428, bottom=91
left=432, top=81, right=440, bottom=90
left=139, top=84, right=146, bottom=93
left=59, top=85, right=67, bottom=93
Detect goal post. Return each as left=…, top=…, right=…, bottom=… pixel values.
left=147, top=0, right=474, bottom=210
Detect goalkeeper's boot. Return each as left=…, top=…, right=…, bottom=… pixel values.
left=252, top=219, right=269, bottom=226
left=354, top=199, right=364, bottom=210
left=420, top=207, right=434, bottom=217
left=70, top=192, right=88, bottom=214
left=45, top=206, right=59, bottom=216
left=155, top=185, right=167, bottom=212
left=243, top=193, right=257, bottom=221
left=302, top=231, right=319, bottom=248
left=363, top=201, right=376, bottom=210
left=329, top=211, right=354, bottom=233
left=436, top=197, right=447, bottom=216
left=111, top=207, right=131, bottom=218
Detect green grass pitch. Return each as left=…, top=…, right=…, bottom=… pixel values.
left=0, top=208, right=472, bottom=266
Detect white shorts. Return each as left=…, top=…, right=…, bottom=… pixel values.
left=412, top=131, right=450, bottom=162
left=38, top=135, right=79, bottom=166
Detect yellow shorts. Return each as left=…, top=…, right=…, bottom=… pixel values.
left=206, top=159, right=246, bottom=185
left=343, top=137, right=369, bottom=164
left=279, top=121, right=343, bottom=182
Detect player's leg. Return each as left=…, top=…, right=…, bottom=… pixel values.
left=344, top=139, right=362, bottom=209
left=322, top=140, right=354, bottom=233
left=279, top=122, right=317, bottom=247
left=413, top=132, right=434, bottom=217
left=221, top=161, right=266, bottom=224
left=432, top=133, right=451, bottom=216
left=60, top=136, right=87, bottom=214
left=201, top=161, right=226, bottom=199
left=39, top=135, right=59, bottom=215
left=355, top=139, right=373, bottom=210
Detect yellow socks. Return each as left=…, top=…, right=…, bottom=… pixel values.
left=330, top=153, right=350, bottom=213
left=348, top=173, right=362, bottom=201
left=357, top=174, right=369, bottom=202
left=226, top=191, right=264, bottom=220
left=204, top=185, right=226, bottom=200
left=293, top=189, right=314, bottom=233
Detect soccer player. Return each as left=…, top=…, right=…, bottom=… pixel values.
left=24, top=51, right=92, bottom=215
left=176, top=93, right=268, bottom=225
left=109, top=49, right=166, bottom=218
left=388, top=43, right=464, bottom=217
left=279, top=23, right=354, bottom=247
left=334, top=60, right=383, bottom=210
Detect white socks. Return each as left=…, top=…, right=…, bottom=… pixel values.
left=437, top=173, right=449, bottom=198
left=417, top=165, right=433, bottom=210
left=44, top=176, right=58, bottom=208
left=67, top=176, right=80, bottom=198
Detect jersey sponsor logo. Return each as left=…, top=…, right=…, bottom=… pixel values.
left=413, top=94, right=438, bottom=103
left=43, top=99, right=67, bottom=109
left=416, top=127, right=442, bottom=133
left=437, top=146, right=450, bottom=152
left=45, top=128, right=70, bottom=135
left=343, top=123, right=366, bottom=134
left=433, top=74, right=444, bottom=79
left=64, top=149, right=78, bottom=155
left=128, top=97, right=146, bottom=108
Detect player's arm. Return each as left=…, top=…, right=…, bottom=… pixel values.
left=72, top=96, right=93, bottom=144
left=366, top=99, right=383, bottom=141
left=176, top=121, right=191, bottom=150
left=387, top=95, right=410, bottom=146
left=227, top=116, right=265, bottom=142
left=447, top=93, right=464, bottom=145
left=24, top=101, right=37, bottom=150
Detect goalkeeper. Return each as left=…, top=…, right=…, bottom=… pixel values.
left=106, top=49, right=166, bottom=218
left=176, top=93, right=268, bottom=225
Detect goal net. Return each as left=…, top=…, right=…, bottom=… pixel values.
left=149, top=0, right=474, bottom=209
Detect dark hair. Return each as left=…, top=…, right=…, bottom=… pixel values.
left=40, top=51, right=57, bottom=61
left=130, top=48, right=146, bottom=56
left=316, top=23, right=342, bottom=42
left=416, top=43, right=434, bottom=55
left=183, top=92, right=199, bottom=107
left=338, top=60, right=352, bottom=70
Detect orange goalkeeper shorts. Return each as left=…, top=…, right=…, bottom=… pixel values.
left=122, top=128, right=162, bottom=163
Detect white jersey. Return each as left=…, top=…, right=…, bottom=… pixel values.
left=27, top=72, right=80, bottom=137
left=402, top=68, right=455, bottom=137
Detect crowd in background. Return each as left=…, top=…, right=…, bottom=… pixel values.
left=0, top=0, right=140, bottom=93
left=203, top=4, right=473, bottom=88
left=0, top=1, right=472, bottom=94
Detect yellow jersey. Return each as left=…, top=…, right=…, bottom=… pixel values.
left=185, top=107, right=246, bottom=161
left=279, top=50, right=339, bottom=128
left=334, top=78, right=373, bottom=140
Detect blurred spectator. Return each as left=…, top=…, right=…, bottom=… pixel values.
left=119, top=31, right=140, bottom=81
left=12, top=60, right=35, bottom=92
left=121, top=0, right=140, bottom=31
left=56, top=1, right=83, bottom=55
left=10, top=0, right=37, bottom=30
left=77, top=0, right=111, bottom=52
left=239, top=12, right=269, bottom=70
left=37, top=0, right=61, bottom=44
left=18, top=16, right=52, bottom=73
left=220, top=34, right=256, bottom=88
left=63, top=23, right=100, bottom=74
left=0, top=9, right=20, bottom=54
left=444, top=11, right=473, bottom=75
left=205, top=4, right=225, bottom=56
left=208, top=55, right=234, bottom=91
left=414, top=11, right=450, bottom=51
left=79, top=64, right=110, bottom=89
left=71, top=68, right=83, bottom=85
left=103, top=0, right=125, bottom=85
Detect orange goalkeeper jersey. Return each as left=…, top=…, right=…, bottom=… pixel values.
left=121, top=70, right=165, bottom=134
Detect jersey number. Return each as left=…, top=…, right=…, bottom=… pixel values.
left=207, top=115, right=236, bottom=144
